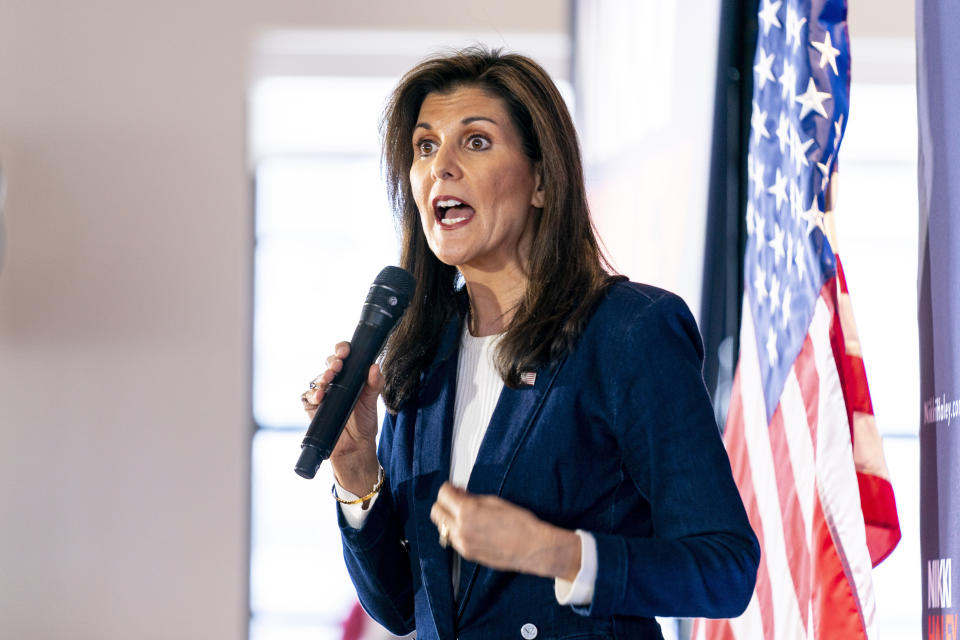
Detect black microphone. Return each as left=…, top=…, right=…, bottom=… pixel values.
left=295, top=266, right=416, bottom=479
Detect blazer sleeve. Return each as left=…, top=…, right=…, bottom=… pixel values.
left=337, top=411, right=416, bottom=636
left=574, top=293, right=760, bottom=620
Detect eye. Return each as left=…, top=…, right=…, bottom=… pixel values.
left=466, top=135, right=491, bottom=151
left=416, top=139, right=436, bottom=156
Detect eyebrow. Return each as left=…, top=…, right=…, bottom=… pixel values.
left=413, top=116, right=499, bottom=131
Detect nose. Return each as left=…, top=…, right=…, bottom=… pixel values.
left=430, top=143, right=460, bottom=182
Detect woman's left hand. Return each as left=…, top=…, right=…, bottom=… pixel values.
left=430, top=482, right=581, bottom=582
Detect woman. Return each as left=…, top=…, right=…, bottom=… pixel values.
left=302, top=47, right=759, bottom=640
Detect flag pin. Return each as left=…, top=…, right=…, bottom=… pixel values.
left=521, top=371, right=537, bottom=386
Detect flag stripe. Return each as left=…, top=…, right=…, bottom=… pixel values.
left=855, top=470, right=901, bottom=565
left=810, top=290, right=877, bottom=637
left=793, top=335, right=821, bottom=450
left=781, top=368, right=818, bottom=558
left=738, top=303, right=808, bottom=637
left=834, top=256, right=900, bottom=564
left=810, top=492, right=869, bottom=639
left=723, top=376, right=776, bottom=640
left=767, top=406, right=812, bottom=630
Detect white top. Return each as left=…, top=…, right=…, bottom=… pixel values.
left=336, top=324, right=596, bottom=606
left=449, top=329, right=503, bottom=489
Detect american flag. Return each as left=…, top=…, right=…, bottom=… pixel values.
left=694, top=0, right=901, bottom=638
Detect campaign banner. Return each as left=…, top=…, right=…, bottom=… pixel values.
left=917, top=0, right=960, bottom=638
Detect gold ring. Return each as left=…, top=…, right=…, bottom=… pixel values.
left=438, top=522, right=449, bottom=548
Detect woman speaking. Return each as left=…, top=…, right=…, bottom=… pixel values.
left=302, top=47, right=759, bottom=640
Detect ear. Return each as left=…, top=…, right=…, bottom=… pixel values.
left=530, top=166, right=545, bottom=208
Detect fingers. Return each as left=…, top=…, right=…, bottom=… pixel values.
left=430, top=482, right=472, bottom=548
left=430, top=486, right=559, bottom=576
left=326, top=342, right=350, bottom=368
left=301, top=341, right=385, bottom=418
left=300, top=342, right=351, bottom=416
left=367, top=363, right=386, bottom=393
left=435, top=482, right=468, bottom=515
left=430, top=497, right=455, bottom=548
left=316, top=341, right=352, bottom=395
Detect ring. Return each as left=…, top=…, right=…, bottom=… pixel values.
left=438, top=522, right=449, bottom=548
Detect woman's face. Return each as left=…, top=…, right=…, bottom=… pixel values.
left=409, top=86, right=543, bottom=276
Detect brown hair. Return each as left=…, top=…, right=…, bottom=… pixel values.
left=380, top=46, right=620, bottom=412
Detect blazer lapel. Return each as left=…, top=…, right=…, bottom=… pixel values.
left=455, top=360, right=565, bottom=618
left=411, top=316, right=461, bottom=639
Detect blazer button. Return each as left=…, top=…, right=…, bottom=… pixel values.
left=520, top=623, right=538, bottom=639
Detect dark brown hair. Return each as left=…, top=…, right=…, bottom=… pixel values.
left=380, top=46, right=620, bottom=412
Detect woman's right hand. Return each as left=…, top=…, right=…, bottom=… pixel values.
left=302, top=341, right=384, bottom=496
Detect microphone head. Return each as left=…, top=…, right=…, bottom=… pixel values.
left=374, top=266, right=416, bottom=299
left=362, top=267, right=416, bottom=323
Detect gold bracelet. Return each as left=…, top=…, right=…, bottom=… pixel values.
left=332, top=466, right=385, bottom=505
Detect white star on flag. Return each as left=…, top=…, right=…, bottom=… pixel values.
left=775, top=112, right=791, bottom=153
left=768, top=223, right=786, bottom=264
left=812, top=30, right=841, bottom=75
left=791, top=129, right=814, bottom=173
left=802, top=197, right=825, bottom=235
left=778, top=60, right=798, bottom=103
left=795, top=77, right=832, bottom=119
left=780, top=284, right=792, bottom=328
left=766, top=326, right=779, bottom=364
left=794, top=237, right=806, bottom=281
left=754, top=264, right=768, bottom=302
left=757, top=0, right=783, bottom=36
left=768, top=273, right=781, bottom=312
left=751, top=101, right=771, bottom=144
left=785, top=5, right=807, bottom=52
left=767, top=168, right=788, bottom=211
left=754, top=47, right=776, bottom=89
left=790, top=181, right=803, bottom=221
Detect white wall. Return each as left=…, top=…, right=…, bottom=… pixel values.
left=0, top=2, right=567, bottom=638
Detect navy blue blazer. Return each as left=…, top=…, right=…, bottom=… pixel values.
left=338, top=281, right=759, bottom=640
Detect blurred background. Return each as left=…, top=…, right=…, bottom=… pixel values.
left=0, top=1, right=918, bottom=638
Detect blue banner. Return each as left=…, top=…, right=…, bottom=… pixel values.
left=917, top=0, right=960, bottom=637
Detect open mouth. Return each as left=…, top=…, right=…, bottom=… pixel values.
left=433, top=196, right=476, bottom=227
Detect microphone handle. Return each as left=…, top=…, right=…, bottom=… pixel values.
left=294, top=313, right=392, bottom=479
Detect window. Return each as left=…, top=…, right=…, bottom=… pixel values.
left=249, top=74, right=399, bottom=640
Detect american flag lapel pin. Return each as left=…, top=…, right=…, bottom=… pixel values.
left=520, top=371, right=537, bottom=386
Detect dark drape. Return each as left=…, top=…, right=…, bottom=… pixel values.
left=699, top=0, right=758, bottom=431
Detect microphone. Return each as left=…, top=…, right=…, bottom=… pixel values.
left=295, top=266, right=416, bottom=479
